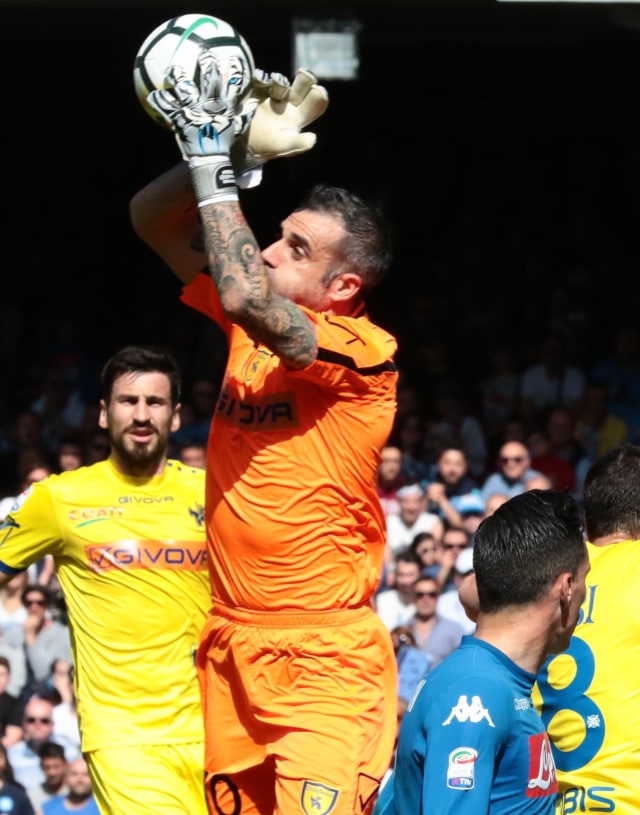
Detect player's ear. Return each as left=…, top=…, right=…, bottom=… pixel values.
left=171, top=403, right=182, bottom=433
left=98, top=400, right=108, bottom=430
left=330, top=272, right=362, bottom=302
left=558, top=572, right=573, bottom=607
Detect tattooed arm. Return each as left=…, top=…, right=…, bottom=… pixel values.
left=199, top=200, right=318, bottom=370
left=129, top=163, right=205, bottom=285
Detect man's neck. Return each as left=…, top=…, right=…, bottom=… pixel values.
left=474, top=611, right=549, bottom=674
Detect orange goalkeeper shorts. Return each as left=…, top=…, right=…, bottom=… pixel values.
left=197, top=602, right=397, bottom=815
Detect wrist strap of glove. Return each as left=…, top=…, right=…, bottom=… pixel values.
left=189, top=156, right=238, bottom=207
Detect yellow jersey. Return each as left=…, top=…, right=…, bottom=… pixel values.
left=0, top=458, right=209, bottom=752
left=533, top=539, right=640, bottom=814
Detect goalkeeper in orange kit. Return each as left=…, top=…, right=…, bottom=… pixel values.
left=130, top=60, right=399, bottom=815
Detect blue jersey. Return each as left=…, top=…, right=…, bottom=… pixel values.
left=391, top=636, right=558, bottom=815
left=43, top=794, right=100, bottom=815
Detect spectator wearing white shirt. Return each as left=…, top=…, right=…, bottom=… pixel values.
left=436, top=547, right=477, bottom=635
left=375, top=552, right=422, bottom=631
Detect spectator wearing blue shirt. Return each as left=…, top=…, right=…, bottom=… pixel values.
left=42, top=758, right=99, bottom=815
left=481, top=441, right=541, bottom=504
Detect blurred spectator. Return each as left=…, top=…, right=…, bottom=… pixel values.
left=385, top=485, right=444, bottom=558
left=391, top=413, right=433, bottom=484
left=428, top=381, right=488, bottom=479
left=4, top=588, right=72, bottom=699
left=424, top=447, right=476, bottom=529
left=0, top=413, right=46, bottom=497
left=455, top=493, right=486, bottom=543
left=375, top=552, right=422, bottom=631
left=170, top=376, right=218, bottom=447
left=29, top=368, right=86, bottom=456
left=519, top=330, right=586, bottom=430
left=41, top=757, right=99, bottom=815
left=376, top=445, right=405, bottom=519
left=525, top=472, right=553, bottom=490
left=484, top=492, right=509, bottom=516
left=8, top=698, right=78, bottom=790
left=481, top=441, right=541, bottom=503
left=544, top=406, right=588, bottom=469
left=408, top=575, right=464, bottom=669
left=479, top=346, right=520, bottom=448
left=436, top=547, right=477, bottom=635
left=50, top=665, right=79, bottom=756
left=0, top=743, right=34, bottom=815
left=0, top=457, right=54, bottom=524
left=0, top=641, right=26, bottom=702
left=591, top=325, right=640, bottom=441
left=0, top=656, right=24, bottom=749
left=575, top=380, right=629, bottom=461
left=428, top=527, right=472, bottom=594
left=175, top=441, right=207, bottom=470
left=408, top=532, right=438, bottom=577
left=81, top=431, right=110, bottom=466
left=527, top=429, right=577, bottom=493
left=0, top=573, right=29, bottom=635
left=55, top=440, right=84, bottom=474
left=27, top=742, right=68, bottom=814
left=390, top=626, right=431, bottom=705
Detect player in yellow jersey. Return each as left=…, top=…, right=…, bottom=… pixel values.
left=0, top=346, right=209, bottom=815
left=532, top=444, right=640, bottom=815
left=130, top=69, right=398, bottom=815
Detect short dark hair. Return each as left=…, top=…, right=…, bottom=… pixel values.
left=100, top=346, right=182, bottom=406
left=37, top=741, right=66, bottom=761
left=474, top=489, right=586, bottom=613
left=583, top=444, right=640, bottom=541
left=295, top=184, right=393, bottom=295
left=0, top=656, right=10, bottom=673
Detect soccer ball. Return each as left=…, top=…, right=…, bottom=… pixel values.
left=133, top=13, right=255, bottom=127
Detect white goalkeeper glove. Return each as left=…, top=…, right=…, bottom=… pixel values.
left=146, top=52, right=247, bottom=206
left=232, top=68, right=329, bottom=189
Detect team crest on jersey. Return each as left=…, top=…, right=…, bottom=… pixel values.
left=442, top=695, right=495, bottom=727
left=447, top=747, right=478, bottom=790
left=246, top=347, right=273, bottom=383
left=189, top=503, right=205, bottom=526
left=300, top=781, right=339, bottom=815
left=526, top=732, right=558, bottom=797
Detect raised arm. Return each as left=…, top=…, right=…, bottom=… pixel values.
left=130, top=65, right=328, bottom=287
left=137, top=57, right=330, bottom=367
left=129, top=162, right=204, bottom=285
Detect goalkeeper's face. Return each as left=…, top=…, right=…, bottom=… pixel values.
left=99, top=371, right=181, bottom=477
left=262, top=209, right=359, bottom=314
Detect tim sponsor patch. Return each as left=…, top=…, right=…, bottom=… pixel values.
left=447, top=747, right=478, bottom=790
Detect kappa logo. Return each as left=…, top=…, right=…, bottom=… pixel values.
left=300, top=781, right=339, bottom=815
left=443, top=695, right=495, bottom=727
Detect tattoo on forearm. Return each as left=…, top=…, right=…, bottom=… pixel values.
left=200, top=203, right=317, bottom=366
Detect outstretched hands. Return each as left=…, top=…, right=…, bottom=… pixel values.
left=232, top=68, right=329, bottom=186
left=146, top=51, right=246, bottom=160
left=145, top=56, right=329, bottom=199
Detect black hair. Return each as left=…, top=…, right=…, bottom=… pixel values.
left=583, top=444, right=640, bottom=541
left=100, top=345, right=182, bottom=406
left=37, top=741, right=66, bottom=761
left=474, top=489, right=585, bottom=612
left=295, top=184, right=393, bottom=294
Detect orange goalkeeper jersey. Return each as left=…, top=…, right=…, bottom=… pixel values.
left=181, top=274, right=398, bottom=613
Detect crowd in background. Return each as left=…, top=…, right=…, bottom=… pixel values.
left=2, top=11, right=640, bottom=805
